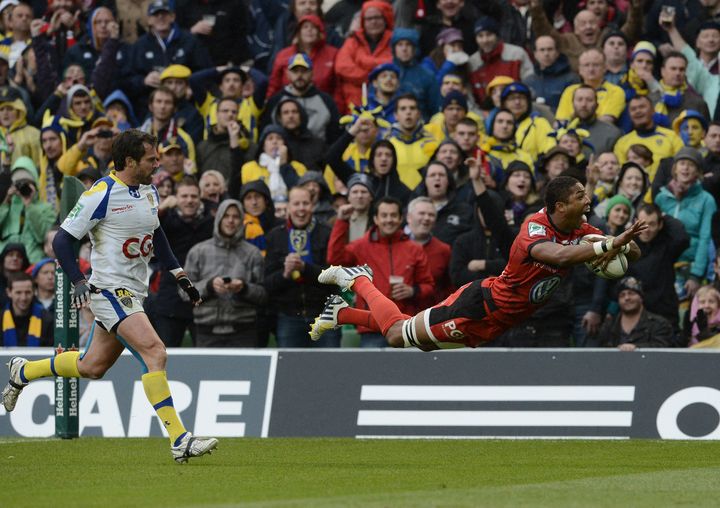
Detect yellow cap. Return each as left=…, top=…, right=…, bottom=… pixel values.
left=160, top=64, right=191, bottom=81
left=486, top=76, right=514, bottom=94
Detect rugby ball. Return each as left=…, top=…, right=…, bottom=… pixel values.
left=581, top=234, right=628, bottom=280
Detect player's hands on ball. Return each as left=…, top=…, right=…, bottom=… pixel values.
left=176, top=272, right=202, bottom=306
left=72, top=279, right=99, bottom=309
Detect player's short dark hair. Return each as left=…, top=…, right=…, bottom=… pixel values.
left=708, top=121, right=720, bottom=131
left=572, top=84, right=597, bottom=100
left=372, top=196, right=402, bottom=217
left=217, top=96, right=239, bottom=111
left=545, top=175, right=581, bottom=214
left=662, top=50, right=687, bottom=66
left=636, top=202, right=663, bottom=221
left=395, top=92, right=419, bottom=111
left=176, top=175, right=199, bottom=190
left=112, top=129, right=157, bottom=171
left=456, top=117, right=478, bottom=130
left=629, top=94, right=652, bottom=107
left=149, top=86, right=177, bottom=108
left=7, top=271, right=32, bottom=290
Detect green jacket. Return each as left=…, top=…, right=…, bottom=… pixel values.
left=0, top=156, right=58, bottom=263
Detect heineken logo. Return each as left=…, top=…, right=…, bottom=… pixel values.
left=528, top=222, right=546, bottom=237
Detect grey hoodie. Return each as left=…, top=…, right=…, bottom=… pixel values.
left=183, top=199, right=266, bottom=327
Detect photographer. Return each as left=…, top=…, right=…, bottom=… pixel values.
left=0, top=157, right=57, bottom=263
left=57, top=117, right=118, bottom=177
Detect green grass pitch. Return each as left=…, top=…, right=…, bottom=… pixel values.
left=2, top=438, right=720, bottom=507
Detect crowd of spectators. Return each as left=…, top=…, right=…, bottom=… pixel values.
left=2, top=0, right=720, bottom=350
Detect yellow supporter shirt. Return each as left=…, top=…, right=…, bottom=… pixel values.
left=613, top=126, right=683, bottom=182
left=555, top=82, right=626, bottom=122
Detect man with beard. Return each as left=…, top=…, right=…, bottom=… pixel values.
left=263, top=53, right=340, bottom=144
left=571, top=85, right=622, bottom=154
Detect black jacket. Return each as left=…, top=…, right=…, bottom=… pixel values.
left=626, top=215, right=689, bottom=328
left=449, top=190, right=511, bottom=287
left=126, top=27, right=210, bottom=99
left=175, top=0, right=251, bottom=66
left=597, top=309, right=674, bottom=348
left=327, top=131, right=411, bottom=206
left=264, top=220, right=337, bottom=318
left=153, top=207, right=214, bottom=317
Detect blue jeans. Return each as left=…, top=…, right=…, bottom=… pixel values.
left=275, top=314, right=341, bottom=348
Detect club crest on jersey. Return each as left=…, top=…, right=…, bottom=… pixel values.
left=114, top=288, right=134, bottom=307
left=528, top=222, right=546, bottom=237
left=147, top=193, right=154, bottom=207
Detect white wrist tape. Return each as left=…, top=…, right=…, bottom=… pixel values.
left=620, top=243, right=631, bottom=254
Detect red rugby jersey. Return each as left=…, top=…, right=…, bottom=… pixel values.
left=482, top=208, right=602, bottom=328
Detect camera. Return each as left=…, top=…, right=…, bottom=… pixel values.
left=222, top=277, right=232, bottom=284
left=15, top=179, right=34, bottom=198
left=97, top=130, right=114, bottom=139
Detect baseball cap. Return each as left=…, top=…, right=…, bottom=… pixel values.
left=160, top=64, right=191, bottom=81
left=91, top=116, right=114, bottom=129
left=368, top=62, right=400, bottom=82
left=486, top=75, right=514, bottom=95
left=436, top=27, right=463, bottom=46
left=148, top=0, right=173, bottom=15
left=159, top=138, right=184, bottom=155
left=288, top=53, right=312, bottom=70
left=618, top=276, right=644, bottom=298
left=500, top=81, right=531, bottom=102
left=673, top=146, right=702, bottom=167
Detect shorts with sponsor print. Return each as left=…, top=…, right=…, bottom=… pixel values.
left=90, top=287, right=145, bottom=332
left=426, top=280, right=507, bottom=348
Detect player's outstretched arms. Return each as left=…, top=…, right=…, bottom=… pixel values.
left=530, top=241, right=601, bottom=268
left=530, top=220, right=647, bottom=268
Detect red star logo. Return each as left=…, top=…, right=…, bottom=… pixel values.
left=55, top=344, right=65, bottom=355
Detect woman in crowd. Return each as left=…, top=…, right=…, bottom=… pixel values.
left=267, top=14, right=338, bottom=98
left=241, top=125, right=307, bottom=201
left=656, top=148, right=717, bottom=299
left=594, top=161, right=649, bottom=219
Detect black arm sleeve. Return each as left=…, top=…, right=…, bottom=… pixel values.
left=53, top=228, right=86, bottom=284
left=153, top=226, right=181, bottom=271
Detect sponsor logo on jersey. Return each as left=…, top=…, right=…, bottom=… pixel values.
left=528, top=222, right=546, bottom=237
left=111, top=204, right=134, bottom=214
left=122, top=234, right=153, bottom=258
left=66, top=203, right=84, bottom=221
left=114, top=288, right=134, bottom=308
left=442, top=320, right=465, bottom=339
left=529, top=275, right=561, bottom=304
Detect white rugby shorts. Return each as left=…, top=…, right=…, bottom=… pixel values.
left=90, top=287, right=145, bottom=331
